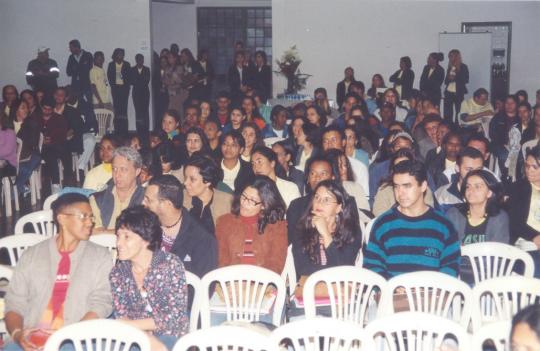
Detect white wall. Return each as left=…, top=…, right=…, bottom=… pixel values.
left=0, top=0, right=152, bottom=129
left=272, top=0, right=540, bottom=101
left=151, top=0, right=271, bottom=55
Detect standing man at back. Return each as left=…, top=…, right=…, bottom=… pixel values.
left=66, top=39, right=93, bottom=105
left=363, top=160, right=460, bottom=279
left=26, top=46, right=59, bottom=96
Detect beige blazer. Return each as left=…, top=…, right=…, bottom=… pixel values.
left=183, top=188, right=233, bottom=225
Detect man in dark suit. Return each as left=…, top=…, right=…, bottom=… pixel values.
left=228, top=50, right=254, bottom=105
left=130, top=54, right=151, bottom=137
left=66, top=39, right=93, bottom=105
left=144, top=175, right=218, bottom=278
left=336, top=67, right=356, bottom=111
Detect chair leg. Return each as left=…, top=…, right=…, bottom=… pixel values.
left=2, top=178, right=12, bottom=217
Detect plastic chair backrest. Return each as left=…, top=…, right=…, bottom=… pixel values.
left=471, top=276, right=540, bottom=331
left=89, top=234, right=117, bottom=263
left=461, top=242, right=535, bottom=283
left=471, top=320, right=511, bottom=350
left=94, top=108, right=114, bottom=140
left=303, top=266, right=387, bottom=325
left=14, top=210, right=55, bottom=236
left=0, top=234, right=47, bottom=266
left=172, top=325, right=273, bottom=351
left=185, top=270, right=201, bottom=332
left=280, top=245, right=297, bottom=292
left=42, top=193, right=60, bottom=210
left=44, top=319, right=151, bottom=351
left=363, top=311, right=471, bottom=351
left=271, top=317, right=366, bottom=351
left=199, top=265, right=286, bottom=328
left=383, top=271, right=473, bottom=328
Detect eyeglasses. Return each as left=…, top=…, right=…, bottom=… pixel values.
left=241, top=193, right=262, bottom=206
left=62, top=212, right=95, bottom=221
left=313, top=194, right=337, bottom=205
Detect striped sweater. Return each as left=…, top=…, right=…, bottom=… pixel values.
left=363, top=206, right=461, bottom=279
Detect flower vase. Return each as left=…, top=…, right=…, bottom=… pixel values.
left=286, top=76, right=296, bottom=95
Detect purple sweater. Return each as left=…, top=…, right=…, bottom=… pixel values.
left=0, top=129, right=17, bottom=167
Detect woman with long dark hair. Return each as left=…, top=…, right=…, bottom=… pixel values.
left=241, top=95, right=266, bottom=130
left=306, top=104, right=328, bottom=128
left=419, top=52, right=445, bottom=106
left=241, top=122, right=263, bottom=162
left=216, top=175, right=287, bottom=273
left=292, top=180, right=362, bottom=277
left=251, top=145, right=301, bottom=208
left=447, top=169, right=508, bottom=244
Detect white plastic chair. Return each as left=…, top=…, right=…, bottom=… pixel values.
left=461, top=242, right=535, bottom=284
left=94, top=108, right=114, bottom=141
left=14, top=210, right=55, bottom=236
left=44, top=319, right=151, bottom=351
left=303, top=266, right=387, bottom=325
left=1, top=138, right=22, bottom=217
left=355, top=216, right=377, bottom=267
left=0, top=265, right=13, bottom=337
left=89, top=233, right=117, bottom=263
left=471, top=276, right=540, bottom=331
left=281, top=245, right=297, bottom=293
left=29, top=133, right=44, bottom=206
left=363, top=311, right=471, bottom=351
left=383, top=271, right=473, bottom=328
left=471, top=320, right=511, bottom=350
left=185, top=270, right=201, bottom=332
left=42, top=193, right=60, bottom=210
left=172, top=325, right=273, bottom=351
left=0, top=234, right=47, bottom=266
left=200, top=265, right=286, bottom=328
left=271, top=317, right=366, bottom=350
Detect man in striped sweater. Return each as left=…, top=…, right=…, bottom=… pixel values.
left=363, top=160, right=460, bottom=279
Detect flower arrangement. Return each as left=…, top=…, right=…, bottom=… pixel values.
left=274, top=45, right=311, bottom=94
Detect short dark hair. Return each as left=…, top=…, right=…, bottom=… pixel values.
left=185, top=152, right=223, bottom=188
left=69, top=39, right=81, bottom=49
left=231, top=175, right=286, bottom=233
left=270, top=105, right=289, bottom=123
left=93, top=51, right=104, bottom=60
left=216, top=91, right=230, bottom=100
left=344, top=92, right=361, bottom=103
left=51, top=193, right=89, bottom=227
left=322, top=125, right=345, bottom=141
left=392, top=160, right=427, bottom=185
left=139, top=148, right=162, bottom=178
left=457, top=146, right=484, bottom=166
left=473, top=88, right=489, bottom=99
left=101, top=133, right=122, bottom=149
left=115, top=205, right=162, bottom=251
left=148, top=175, right=184, bottom=209
left=518, top=101, right=532, bottom=112
left=349, top=81, right=365, bottom=93
left=221, top=129, right=245, bottom=149
left=466, top=133, right=491, bottom=153
left=163, top=109, right=181, bottom=123
left=526, top=142, right=540, bottom=164
left=423, top=113, right=442, bottom=126
left=156, top=140, right=179, bottom=167
left=302, top=122, right=322, bottom=147
left=185, top=104, right=201, bottom=116
left=304, top=154, right=337, bottom=190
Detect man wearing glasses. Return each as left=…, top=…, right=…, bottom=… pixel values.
left=143, top=174, right=217, bottom=278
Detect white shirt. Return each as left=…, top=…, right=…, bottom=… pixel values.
left=221, top=159, right=241, bottom=191
left=348, top=156, right=370, bottom=198
left=275, top=177, right=301, bottom=209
